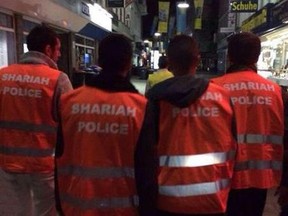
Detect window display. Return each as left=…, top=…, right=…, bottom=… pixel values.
left=258, top=41, right=286, bottom=73
left=258, top=28, right=288, bottom=85
left=0, top=12, right=16, bottom=68
left=75, top=35, right=96, bottom=70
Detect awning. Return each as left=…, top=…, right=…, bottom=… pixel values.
left=79, top=23, right=110, bottom=40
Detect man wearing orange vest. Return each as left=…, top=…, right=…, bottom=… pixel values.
left=135, top=35, right=237, bottom=216
left=57, top=33, right=147, bottom=215
left=0, top=25, right=72, bottom=215
left=212, top=32, right=286, bottom=216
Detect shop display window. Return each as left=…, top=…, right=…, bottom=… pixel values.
left=0, top=12, right=16, bottom=68
left=75, top=35, right=95, bottom=70
left=258, top=39, right=288, bottom=77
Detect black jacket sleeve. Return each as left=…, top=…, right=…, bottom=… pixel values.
left=134, top=99, right=159, bottom=216
left=281, top=89, right=288, bottom=187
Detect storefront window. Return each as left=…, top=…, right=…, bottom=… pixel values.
left=258, top=35, right=288, bottom=76
left=0, top=12, right=15, bottom=68
left=75, top=34, right=95, bottom=70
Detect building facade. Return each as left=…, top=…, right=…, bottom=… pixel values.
left=0, top=0, right=147, bottom=84
left=216, top=0, right=284, bottom=74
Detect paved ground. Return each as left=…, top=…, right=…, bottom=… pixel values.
left=131, top=76, right=281, bottom=216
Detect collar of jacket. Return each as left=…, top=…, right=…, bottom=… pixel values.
left=85, top=71, right=139, bottom=93
left=19, top=51, right=58, bottom=70
left=226, top=64, right=257, bottom=74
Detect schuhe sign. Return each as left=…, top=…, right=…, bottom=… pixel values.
left=230, top=0, right=258, bottom=12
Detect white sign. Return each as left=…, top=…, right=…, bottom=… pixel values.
left=88, top=3, right=113, bottom=31
left=220, top=27, right=235, bottom=33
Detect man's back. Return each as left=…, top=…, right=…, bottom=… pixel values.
left=0, top=63, right=61, bottom=172
left=212, top=32, right=285, bottom=216
left=136, top=73, right=237, bottom=215
left=213, top=70, right=283, bottom=189
left=155, top=78, right=236, bottom=214
left=58, top=84, right=147, bottom=215
left=57, top=33, right=147, bottom=216
left=0, top=25, right=73, bottom=216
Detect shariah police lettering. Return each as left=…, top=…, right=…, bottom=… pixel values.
left=0, top=74, right=50, bottom=98
left=173, top=91, right=222, bottom=118
left=223, top=82, right=274, bottom=105
left=71, top=103, right=136, bottom=135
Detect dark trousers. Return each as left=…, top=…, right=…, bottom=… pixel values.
left=157, top=210, right=225, bottom=216
left=226, top=188, right=267, bottom=216
left=280, top=205, right=288, bottom=216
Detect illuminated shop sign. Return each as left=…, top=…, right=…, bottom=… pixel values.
left=230, top=0, right=258, bottom=12
left=241, top=3, right=273, bottom=32
left=241, top=8, right=267, bottom=32
left=81, top=2, right=112, bottom=31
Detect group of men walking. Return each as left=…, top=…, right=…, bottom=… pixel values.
left=0, top=25, right=287, bottom=216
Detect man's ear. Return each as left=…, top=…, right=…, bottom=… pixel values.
left=193, top=54, right=201, bottom=68
left=44, top=44, right=52, bottom=57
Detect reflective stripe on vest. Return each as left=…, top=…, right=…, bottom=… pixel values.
left=0, top=145, right=55, bottom=157
left=237, top=134, right=282, bottom=145
left=0, top=120, right=57, bottom=133
left=61, top=194, right=139, bottom=209
left=160, top=151, right=235, bottom=167
left=58, top=165, right=135, bottom=179
left=159, top=178, right=230, bottom=197
left=234, top=160, right=282, bottom=171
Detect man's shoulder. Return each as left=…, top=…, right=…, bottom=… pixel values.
left=57, top=72, right=73, bottom=93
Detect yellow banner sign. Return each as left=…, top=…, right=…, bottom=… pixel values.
left=194, top=0, right=204, bottom=30
left=158, top=1, right=170, bottom=33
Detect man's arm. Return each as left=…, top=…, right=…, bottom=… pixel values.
left=54, top=72, right=73, bottom=157
left=277, top=89, right=288, bottom=207
left=134, top=100, right=159, bottom=216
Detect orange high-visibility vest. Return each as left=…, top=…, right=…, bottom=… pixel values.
left=0, top=64, right=60, bottom=173
left=58, top=86, right=147, bottom=216
left=157, top=83, right=236, bottom=214
left=213, top=70, right=284, bottom=189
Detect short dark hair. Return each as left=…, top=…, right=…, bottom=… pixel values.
left=27, top=25, right=59, bottom=53
left=167, top=35, right=199, bottom=75
left=158, top=56, right=168, bottom=69
left=228, top=32, right=261, bottom=65
left=98, top=33, right=132, bottom=73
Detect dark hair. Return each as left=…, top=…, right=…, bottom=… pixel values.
left=158, top=56, right=168, bottom=69
left=228, top=32, right=261, bottom=65
left=98, top=33, right=132, bottom=73
left=27, top=25, right=59, bottom=53
left=167, top=35, right=199, bottom=75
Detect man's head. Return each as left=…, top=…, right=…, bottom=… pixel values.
left=98, top=33, right=132, bottom=77
left=27, top=25, right=61, bottom=62
left=167, top=35, right=200, bottom=76
left=158, top=56, right=168, bottom=69
left=228, top=32, right=261, bottom=65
